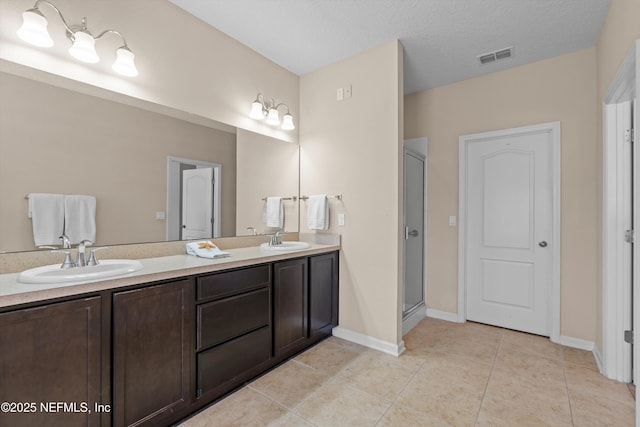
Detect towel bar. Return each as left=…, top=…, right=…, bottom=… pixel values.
left=300, top=194, right=342, bottom=201
left=261, top=196, right=298, bottom=202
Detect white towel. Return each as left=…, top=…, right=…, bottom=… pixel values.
left=186, top=241, right=230, bottom=259
left=28, top=193, right=65, bottom=247
left=264, top=196, right=284, bottom=228
left=307, top=195, right=329, bottom=230
left=64, top=195, right=96, bottom=245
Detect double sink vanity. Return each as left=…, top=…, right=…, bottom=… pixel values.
left=0, top=235, right=340, bottom=427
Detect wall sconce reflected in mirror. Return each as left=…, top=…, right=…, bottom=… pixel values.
left=249, top=93, right=295, bottom=130
left=16, top=0, right=138, bottom=77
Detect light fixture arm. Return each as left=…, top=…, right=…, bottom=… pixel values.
left=95, top=29, right=130, bottom=48
left=30, top=0, right=74, bottom=34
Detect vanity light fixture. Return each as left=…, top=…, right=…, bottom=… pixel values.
left=16, top=0, right=138, bottom=77
left=249, top=93, right=295, bottom=130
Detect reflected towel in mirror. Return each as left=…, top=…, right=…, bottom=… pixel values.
left=64, top=195, right=96, bottom=245
left=28, top=193, right=65, bottom=246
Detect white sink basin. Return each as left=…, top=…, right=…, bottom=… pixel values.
left=18, top=259, right=144, bottom=284
left=260, top=241, right=311, bottom=252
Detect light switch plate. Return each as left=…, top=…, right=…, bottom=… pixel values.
left=448, top=215, right=456, bottom=226
left=338, top=213, right=345, bottom=226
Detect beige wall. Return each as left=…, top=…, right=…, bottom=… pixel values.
left=300, top=40, right=404, bottom=346
left=594, top=0, right=640, bottom=351
left=0, top=0, right=299, bottom=143
left=0, top=71, right=236, bottom=251
left=405, top=48, right=598, bottom=341
left=235, top=128, right=299, bottom=235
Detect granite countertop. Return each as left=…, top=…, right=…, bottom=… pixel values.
left=0, top=243, right=339, bottom=309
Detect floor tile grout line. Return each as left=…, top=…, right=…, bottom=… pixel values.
left=472, top=328, right=503, bottom=426
left=372, top=354, right=429, bottom=426
left=560, top=346, right=577, bottom=427
left=266, top=342, right=382, bottom=425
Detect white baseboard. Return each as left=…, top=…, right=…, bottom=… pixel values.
left=332, top=326, right=405, bottom=356
left=426, top=308, right=460, bottom=323
left=402, top=305, right=426, bottom=336
left=559, top=335, right=595, bottom=351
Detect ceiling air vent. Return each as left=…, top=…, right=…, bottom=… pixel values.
left=478, top=47, right=514, bottom=65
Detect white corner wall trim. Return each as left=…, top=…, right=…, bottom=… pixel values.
left=402, top=304, right=426, bottom=336
left=332, top=326, right=405, bottom=356
left=559, top=335, right=595, bottom=351
left=593, top=344, right=604, bottom=374
left=426, top=308, right=460, bottom=323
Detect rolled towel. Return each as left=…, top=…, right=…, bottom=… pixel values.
left=186, top=241, right=230, bottom=259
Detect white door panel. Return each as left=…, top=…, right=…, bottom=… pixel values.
left=465, top=129, right=553, bottom=336
left=182, top=168, right=213, bottom=240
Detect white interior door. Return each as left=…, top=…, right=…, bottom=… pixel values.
left=403, top=149, right=425, bottom=315
left=464, top=127, right=554, bottom=336
left=182, top=167, right=213, bottom=240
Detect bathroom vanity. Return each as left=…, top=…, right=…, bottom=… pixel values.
left=0, top=244, right=339, bottom=427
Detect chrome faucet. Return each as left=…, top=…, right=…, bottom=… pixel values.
left=269, top=230, right=283, bottom=246
left=76, top=240, right=93, bottom=267
left=59, top=234, right=71, bottom=249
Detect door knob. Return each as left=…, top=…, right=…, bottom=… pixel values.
left=538, top=241, right=547, bottom=247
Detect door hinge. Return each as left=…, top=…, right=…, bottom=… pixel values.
left=625, top=330, right=634, bottom=344
left=625, top=229, right=635, bottom=243
left=626, top=128, right=635, bottom=143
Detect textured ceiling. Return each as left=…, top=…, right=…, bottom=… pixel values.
left=170, top=0, right=610, bottom=94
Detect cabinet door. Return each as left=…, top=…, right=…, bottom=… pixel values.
left=309, top=251, right=339, bottom=338
left=0, top=297, right=102, bottom=427
left=273, top=258, right=308, bottom=357
left=113, top=279, right=193, bottom=427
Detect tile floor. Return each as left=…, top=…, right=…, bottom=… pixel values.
left=178, top=317, right=635, bottom=426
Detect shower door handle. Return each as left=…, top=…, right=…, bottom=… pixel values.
left=408, top=230, right=419, bottom=237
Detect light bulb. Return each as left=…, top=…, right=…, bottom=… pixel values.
left=68, top=31, right=99, bottom=63
left=249, top=100, right=265, bottom=120
left=281, top=113, right=295, bottom=130
left=112, top=46, right=138, bottom=77
left=17, top=9, right=53, bottom=48
left=266, top=108, right=280, bottom=125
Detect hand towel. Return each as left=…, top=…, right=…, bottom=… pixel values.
left=186, top=241, right=230, bottom=259
left=307, top=195, right=329, bottom=230
left=28, top=193, right=65, bottom=247
left=64, top=195, right=97, bottom=245
left=264, top=196, right=284, bottom=228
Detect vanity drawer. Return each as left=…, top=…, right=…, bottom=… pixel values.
left=196, top=265, right=271, bottom=301
left=197, top=325, right=271, bottom=396
left=197, top=287, right=270, bottom=351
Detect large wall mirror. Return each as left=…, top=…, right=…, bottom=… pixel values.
left=0, top=70, right=299, bottom=253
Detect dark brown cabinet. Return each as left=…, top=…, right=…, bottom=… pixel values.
left=309, top=251, right=339, bottom=339
left=112, top=279, right=193, bottom=427
left=195, top=265, right=272, bottom=402
left=0, top=250, right=339, bottom=427
left=273, top=258, right=309, bottom=357
left=0, top=297, right=102, bottom=427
